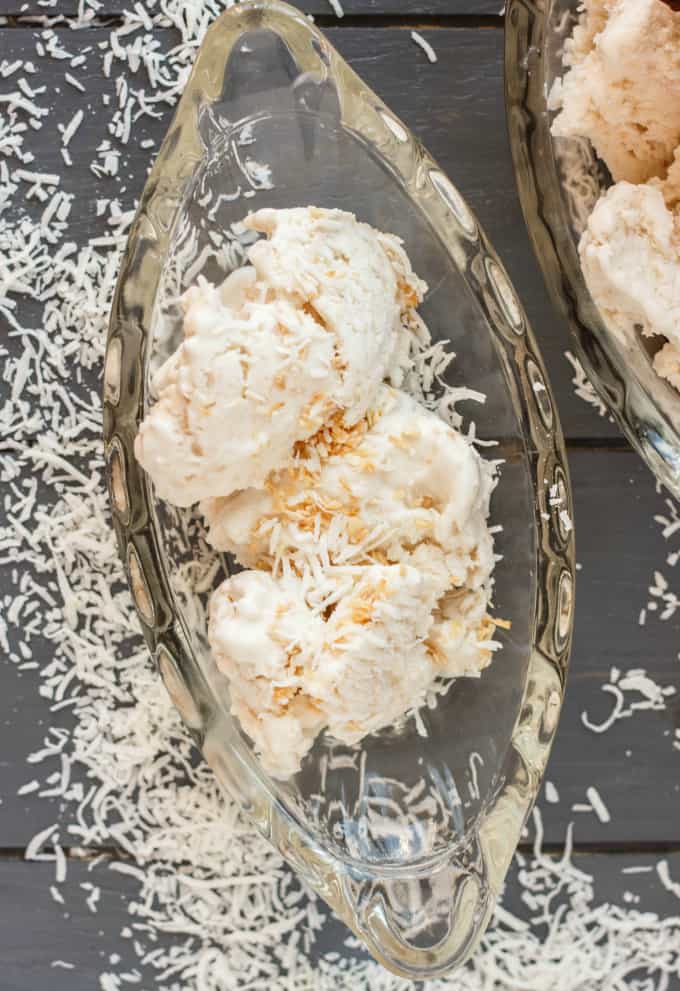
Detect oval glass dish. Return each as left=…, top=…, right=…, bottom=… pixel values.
left=506, top=0, right=680, bottom=499
left=104, top=1, right=574, bottom=979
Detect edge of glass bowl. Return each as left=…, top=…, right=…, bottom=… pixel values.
left=103, top=0, right=575, bottom=978
left=505, top=0, right=680, bottom=499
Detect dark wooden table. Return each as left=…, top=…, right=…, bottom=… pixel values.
left=1, top=2, right=679, bottom=987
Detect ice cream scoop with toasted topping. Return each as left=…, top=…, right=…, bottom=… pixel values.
left=550, top=0, right=680, bottom=185
left=579, top=149, right=680, bottom=391
left=550, top=0, right=680, bottom=393
left=205, top=384, right=499, bottom=778
left=209, top=562, right=497, bottom=779
left=135, top=207, right=426, bottom=506
left=202, top=386, right=495, bottom=591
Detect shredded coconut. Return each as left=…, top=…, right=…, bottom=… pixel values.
left=586, top=785, right=611, bottom=824
left=565, top=350, right=612, bottom=420
left=411, top=30, right=438, bottom=64
left=545, top=781, right=560, bottom=804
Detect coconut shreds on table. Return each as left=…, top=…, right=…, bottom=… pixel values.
left=410, top=30, right=438, bottom=64
left=566, top=354, right=680, bottom=731
left=585, top=785, right=611, bottom=825
left=564, top=350, right=613, bottom=421
left=326, top=0, right=345, bottom=17
left=1, top=1, right=679, bottom=988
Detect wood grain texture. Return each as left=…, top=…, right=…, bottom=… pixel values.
left=0, top=858, right=168, bottom=991
left=1, top=853, right=679, bottom=990
left=0, top=25, right=618, bottom=442
left=2, top=18, right=679, bottom=976
left=0, top=1, right=504, bottom=17
left=1, top=451, right=677, bottom=847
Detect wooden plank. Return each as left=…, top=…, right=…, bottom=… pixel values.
left=0, top=852, right=678, bottom=989
left=0, top=25, right=617, bottom=442
left=0, top=1, right=504, bottom=17
left=540, top=450, right=680, bottom=844
left=0, top=857, right=169, bottom=990
left=1, top=450, right=677, bottom=847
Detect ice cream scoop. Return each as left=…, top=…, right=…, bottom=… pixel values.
left=209, top=563, right=471, bottom=778
left=135, top=207, right=426, bottom=506
left=550, top=0, right=680, bottom=184
left=202, top=386, right=496, bottom=590
left=579, top=150, right=680, bottom=389
left=244, top=207, right=427, bottom=410
left=208, top=569, right=326, bottom=779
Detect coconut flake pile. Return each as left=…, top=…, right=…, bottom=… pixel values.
left=1, top=1, right=680, bottom=988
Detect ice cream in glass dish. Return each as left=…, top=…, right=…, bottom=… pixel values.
left=549, top=0, right=680, bottom=391
left=136, top=206, right=502, bottom=778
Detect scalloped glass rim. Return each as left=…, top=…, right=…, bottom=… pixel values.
left=505, top=0, right=680, bottom=499
left=104, top=1, right=574, bottom=978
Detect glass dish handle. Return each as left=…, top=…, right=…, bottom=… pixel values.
left=340, top=847, right=492, bottom=978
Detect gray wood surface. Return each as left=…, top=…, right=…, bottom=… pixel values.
left=1, top=859, right=159, bottom=991
left=2, top=853, right=679, bottom=990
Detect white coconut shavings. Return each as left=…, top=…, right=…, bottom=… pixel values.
left=586, top=786, right=611, bottom=825
left=544, top=781, right=559, bottom=804
left=646, top=569, right=679, bottom=623
left=25, top=823, right=58, bottom=862
left=565, top=350, right=612, bottom=420
left=657, top=861, right=680, bottom=901
left=65, top=72, right=86, bottom=92
left=0, top=2, right=678, bottom=987
left=327, top=0, right=345, bottom=17
left=582, top=666, right=677, bottom=735
left=411, top=31, right=438, bottom=64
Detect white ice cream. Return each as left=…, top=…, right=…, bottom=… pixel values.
left=244, top=208, right=427, bottom=402
left=205, top=386, right=498, bottom=776
left=551, top=2, right=680, bottom=392
left=209, top=562, right=496, bottom=779
left=429, top=586, right=499, bottom=679
left=208, top=570, right=326, bottom=780
left=550, top=0, right=680, bottom=184
left=653, top=341, right=680, bottom=391
left=579, top=150, right=680, bottom=388
left=135, top=207, right=426, bottom=506
left=202, top=386, right=496, bottom=590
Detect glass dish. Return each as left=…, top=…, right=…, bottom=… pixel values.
left=506, top=0, right=680, bottom=499
left=104, top=0, right=574, bottom=979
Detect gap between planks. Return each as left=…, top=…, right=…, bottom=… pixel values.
left=2, top=840, right=680, bottom=862
left=0, top=13, right=503, bottom=29
left=0, top=436, right=633, bottom=452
